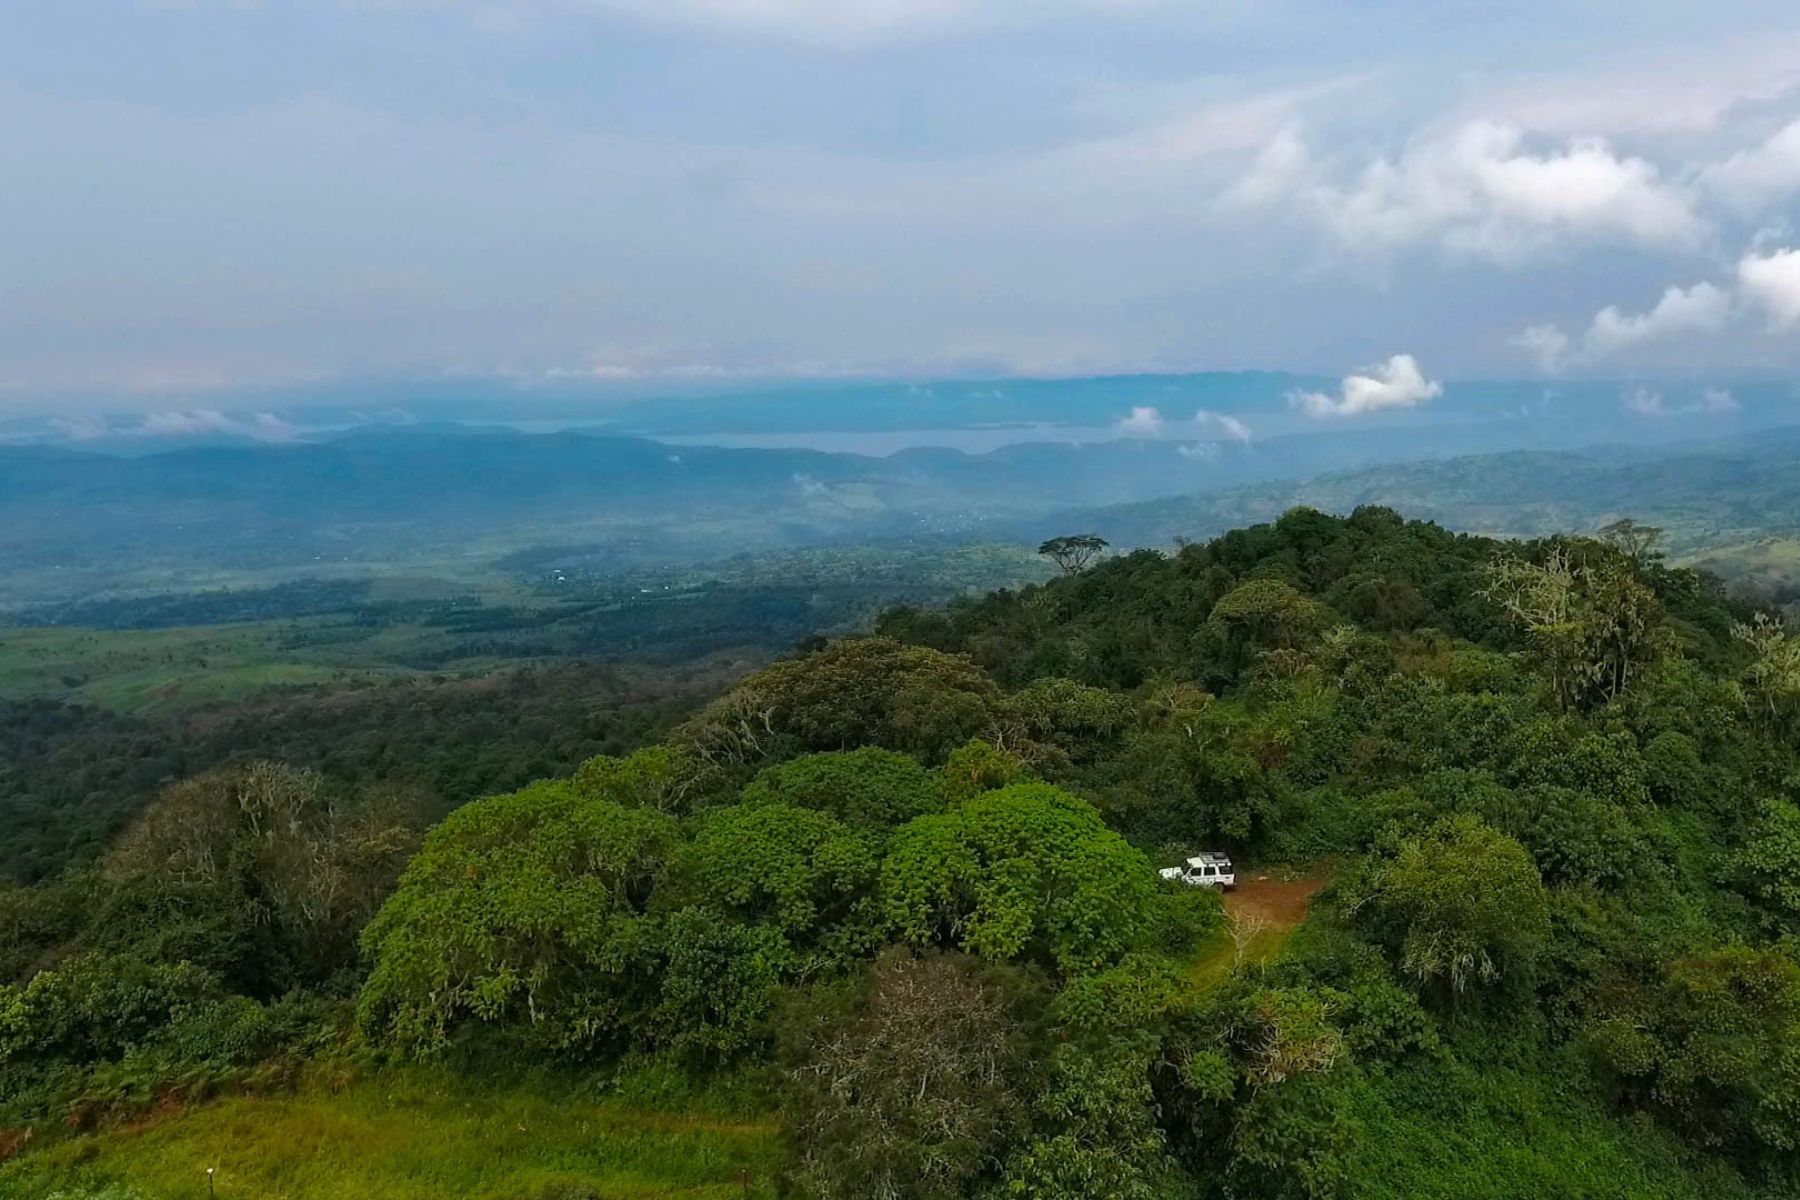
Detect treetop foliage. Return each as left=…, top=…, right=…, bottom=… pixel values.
left=8, top=506, right=1800, bottom=1197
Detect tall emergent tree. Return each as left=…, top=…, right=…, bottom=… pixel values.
left=1038, top=534, right=1109, bottom=575
left=1481, top=545, right=1669, bottom=710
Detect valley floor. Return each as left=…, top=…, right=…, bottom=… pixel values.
left=0, top=1068, right=781, bottom=1200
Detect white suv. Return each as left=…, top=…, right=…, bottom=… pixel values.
left=1160, top=851, right=1236, bottom=889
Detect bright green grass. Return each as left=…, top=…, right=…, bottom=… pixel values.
left=77, top=662, right=409, bottom=715
left=1690, top=536, right=1800, bottom=591
left=0, top=1068, right=782, bottom=1200
left=0, top=624, right=429, bottom=715
left=1187, top=923, right=1292, bottom=992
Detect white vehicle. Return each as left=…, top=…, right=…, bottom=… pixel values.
left=1160, top=851, right=1236, bottom=889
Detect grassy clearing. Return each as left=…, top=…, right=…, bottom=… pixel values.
left=1188, top=869, right=1329, bottom=991
left=1690, top=536, right=1800, bottom=593
left=0, top=1068, right=782, bottom=1200
left=0, top=623, right=428, bottom=715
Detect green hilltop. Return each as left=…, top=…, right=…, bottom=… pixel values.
left=4, top=508, right=1800, bottom=1199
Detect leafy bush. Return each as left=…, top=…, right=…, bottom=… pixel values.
left=1354, top=814, right=1549, bottom=993
left=787, top=952, right=1036, bottom=1200
left=573, top=745, right=699, bottom=812
left=358, top=781, right=680, bottom=1054
left=939, top=739, right=1029, bottom=804
left=674, top=801, right=881, bottom=962
left=738, top=748, right=941, bottom=826
left=1739, top=799, right=1800, bottom=925
left=1588, top=945, right=1800, bottom=1154
left=1000, top=1036, right=1186, bottom=1200
left=880, top=783, right=1159, bottom=974
left=0, top=953, right=221, bottom=1066
left=677, top=638, right=1000, bottom=769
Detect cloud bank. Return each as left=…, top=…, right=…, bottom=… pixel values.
left=1291, top=355, right=1443, bottom=419
left=1240, top=121, right=1705, bottom=264
left=1521, top=246, right=1800, bottom=369
left=1737, top=246, right=1800, bottom=328
left=1115, top=405, right=1167, bottom=438
left=45, top=410, right=300, bottom=441
left=1194, top=408, right=1253, bottom=443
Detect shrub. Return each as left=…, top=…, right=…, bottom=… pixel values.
left=1355, top=814, right=1549, bottom=993
left=1588, top=944, right=1800, bottom=1154
left=788, top=953, right=1036, bottom=1200
left=675, top=800, right=881, bottom=961
left=939, top=739, right=1029, bottom=805
left=358, top=781, right=680, bottom=1054
left=0, top=953, right=221, bottom=1066
left=738, top=749, right=941, bottom=827
left=676, top=638, right=1000, bottom=769
left=880, top=784, right=1159, bottom=974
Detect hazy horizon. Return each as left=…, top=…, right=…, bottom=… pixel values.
left=9, top=2, right=1800, bottom=416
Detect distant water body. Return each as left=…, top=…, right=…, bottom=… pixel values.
left=650, top=412, right=1448, bottom=456
left=656, top=424, right=1119, bottom=455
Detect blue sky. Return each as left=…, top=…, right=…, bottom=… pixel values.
left=6, top=1, right=1800, bottom=410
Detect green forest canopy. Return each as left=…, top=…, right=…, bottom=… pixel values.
left=6, top=505, right=1800, bottom=1199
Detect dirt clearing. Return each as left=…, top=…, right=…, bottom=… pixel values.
left=1190, top=868, right=1331, bottom=989
left=1223, top=871, right=1328, bottom=931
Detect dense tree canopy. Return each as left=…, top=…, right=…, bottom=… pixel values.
left=881, top=782, right=1170, bottom=973
left=357, top=781, right=682, bottom=1054
left=7, top=507, right=1800, bottom=1199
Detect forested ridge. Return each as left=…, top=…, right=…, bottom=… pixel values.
left=6, top=506, right=1800, bottom=1198
left=0, top=663, right=713, bottom=885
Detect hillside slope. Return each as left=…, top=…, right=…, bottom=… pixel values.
left=8, top=509, right=1800, bottom=1197
left=1036, top=430, right=1800, bottom=592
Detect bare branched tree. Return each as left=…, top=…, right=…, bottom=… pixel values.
left=1228, top=909, right=1273, bottom=967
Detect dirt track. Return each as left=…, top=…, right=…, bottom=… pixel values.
left=1223, top=871, right=1327, bottom=930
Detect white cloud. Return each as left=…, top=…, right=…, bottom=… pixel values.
left=138, top=409, right=241, bottom=436
left=567, top=0, right=974, bottom=46
left=1290, top=354, right=1442, bottom=419
left=1622, top=385, right=1742, bottom=417
left=1512, top=323, right=1572, bottom=373
left=1584, top=282, right=1733, bottom=358
left=1177, top=441, right=1218, bottom=460
left=567, top=0, right=1190, bottom=48
left=1737, top=246, right=1800, bottom=328
left=135, top=409, right=296, bottom=440
left=251, top=411, right=296, bottom=437
left=1221, top=126, right=1310, bottom=210
left=1253, top=120, right=1706, bottom=263
left=1194, top=408, right=1252, bottom=442
left=791, top=472, right=828, bottom=496
left=1517, top=279, right=1735, bottom=371
left=49, top=414, right=111, bottom=441
left=1115, top=405, right=1166, bottom=438
left=1702, top=118, right=1800, bottom=214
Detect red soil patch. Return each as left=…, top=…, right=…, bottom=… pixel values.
left=1223, top=872, right=1328, bottom=930
left=123, top=1089, right=187, bottom=1135
left=0, top=1128, right=33, bottom=1164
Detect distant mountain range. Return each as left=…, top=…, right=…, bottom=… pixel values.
left=1034, top=427, right=1800, bottom=593
left=0, top=424, right=1380, bottom=601
left=6, top=402, right=1800, bottom=606
left=6, top=369, right=1800, bottom=449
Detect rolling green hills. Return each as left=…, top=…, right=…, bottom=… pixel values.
left=6, top=509, right=1800, bottom=1197
left=1044, top=431, right=1800, bottom=595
